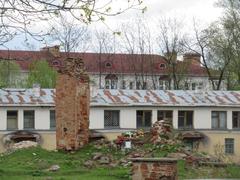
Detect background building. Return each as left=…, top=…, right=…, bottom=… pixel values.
left=0, top=46, right=226, bottom=90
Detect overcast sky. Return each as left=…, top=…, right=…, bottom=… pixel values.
left=4, top=0, right=223, bottom=51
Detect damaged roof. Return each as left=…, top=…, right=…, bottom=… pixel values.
left=91, top=89, right=240, bottom=107
left=0, top=89, right=55, bottom=106
left=1, top=89, right=240, bottom=107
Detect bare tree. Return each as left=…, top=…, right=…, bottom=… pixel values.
left=121, top=18, right=158, bottom=89
left=49, top=16, right=90, bottom=53
left=93, top=30, right=117, bottom=89
left=156, top=17, right=185, bottom=90
left=0, top=0, right=144, bottom=45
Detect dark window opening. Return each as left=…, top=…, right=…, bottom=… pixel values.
left=104, top=110, right=120, bottom=129
left=211, top=111, right=227, bottom=129
left=142, top=82, right=147, bottom=90
left=137, top=110, right=152, bottom=128
left=7, top=111, right=18, bottom=130
left=50, top=110, right=56, bottom=129
left=225, top=138, right=234, bottom=154
left=121, top=80, right=126, bottom=89
left=159, top=63, right=166, bottom=69
left=232, top=111, right=240, bottom=129
left=105, top=62, right=112, bottom=68
left=105, top=74, right=118, bottom=89
left=178, top=111, right=193, bottom=129
left=24, top=110, right=35, bottom=129
left=136, top=81, right=141, bottom=90
left=129, top=82, right=134, bottom=89
left=157, top=110, right=173, bottom=125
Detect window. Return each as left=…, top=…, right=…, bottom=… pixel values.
left=105, top=79, right=110, bottom=89
left=211, top=111, right=227, bottom=129
left=50, top=110, right=56, bottom=129
left=184, top=82, right=190, bottom=90
left=192, top=83, right=196, bottom=90
left=136, top=81, right=141, bottom=90
left=232, top=112, right=240, bottom=129
left=129, top=82, right=134, bottom=89
left=142, top=82, right=147, bottom=90
left=24, top=110, right=35, bottom=129
left=198, top=82, right=203, bottom=90
left=137, top=110, right=152, bottom=128
left=7, top=111, right=18, bottom=130
left=225, top=138, right=234, bottom=154
left=159, top=80, right=169, bottom=90
left=121, top=80, right=126, bottom=89
left=105, top=74, right=118, bottom=89
left=104, top=110, right=120, bottom=128
left=159, top=63, right=166, bottom=69
left=157, top=110, right=173, bottom=125
left=105, top=62, right=112, bottom=68
left=178, top=111, right=193, bottom=129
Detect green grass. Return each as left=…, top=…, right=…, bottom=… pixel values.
left=0, top=144, right=240, bottom=179
left=0, top=145, right=129, bottom=180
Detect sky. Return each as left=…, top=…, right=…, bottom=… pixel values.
left=4, top=0, right=223, bottom=51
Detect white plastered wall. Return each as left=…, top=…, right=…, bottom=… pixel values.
left=0, top=107, right=52, bottom=130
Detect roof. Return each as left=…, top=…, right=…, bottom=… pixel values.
left=91, top=89, right=240, bottom=107
left=0, top=89, right=55, bottom=107
left=1, top=88, right=240, bottom=107
left=0, top=49, right=208, bottom=76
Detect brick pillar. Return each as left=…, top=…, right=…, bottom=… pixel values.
left=56, top=57, right=90, bottom=150
left=130, top=158, right=178, bottom=180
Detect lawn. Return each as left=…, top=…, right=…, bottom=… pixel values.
left=0, top=143, right=240, bottom=180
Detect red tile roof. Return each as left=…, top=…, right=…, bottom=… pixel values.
left=0, top=49, right=208, bottom=76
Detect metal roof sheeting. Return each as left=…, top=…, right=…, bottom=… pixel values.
left=91, top=90, right=240, bottom=107
left=1, top=89, right=240, bottom=107
left=0, top=89, right=55, bottom=106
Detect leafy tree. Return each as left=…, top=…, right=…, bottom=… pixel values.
left=0, top=60, right=21, bottom=88
left=216, top=0, right=240, bottom=89
left=27, top=60, right=57, bottom=88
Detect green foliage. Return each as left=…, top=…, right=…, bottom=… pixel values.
left=0, top=60, right=21, bottom=88
left=27, top=60, right=57, bottom=88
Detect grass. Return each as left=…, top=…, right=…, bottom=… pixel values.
left=0, top=144, right=129, bottom=180
left=0, top=143, right=240, bottom=179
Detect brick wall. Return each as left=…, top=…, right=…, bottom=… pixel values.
left=130, top=158, right=178, bottom=180
left=56, top=58, right=90, bottom=150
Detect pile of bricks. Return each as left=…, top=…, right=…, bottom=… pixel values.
left=130, top=158, right=178, bottom=180
left=56, top=57, right=90, bottom=150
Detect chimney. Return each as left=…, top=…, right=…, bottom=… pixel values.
left=164, top=51, right=177, bottom=61
left=41, top=45, right=60, bottom=57
left=33, top=84, right=40, bottom=98
left=183, top=53, right=201, bottom=66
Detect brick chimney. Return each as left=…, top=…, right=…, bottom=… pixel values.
left=164, top=51, right=177, bottom=61
left=183, top=53, right=201, bottom=66
left=41, top=45, right=60, bottom=57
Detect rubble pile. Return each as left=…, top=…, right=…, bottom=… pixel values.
left=150, top=120, right=179, bottom=145
left=11, top=141, right=38, bottom=151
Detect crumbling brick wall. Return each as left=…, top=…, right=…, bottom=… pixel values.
left=56, top=57, right=90, bottom=150
left=130, top=158, right=178, bottom=180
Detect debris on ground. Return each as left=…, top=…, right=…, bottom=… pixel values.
left=11, top=141, right=38, bottom=151
left=48, top=165, right=60, bottom=172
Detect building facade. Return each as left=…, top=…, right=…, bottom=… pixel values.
left=0, top=46, right=226, bottom=90
left=0, top=88, right=239, bottom=162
